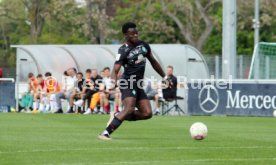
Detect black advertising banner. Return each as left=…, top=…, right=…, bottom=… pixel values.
left=188, top=82, right=276, bottom=117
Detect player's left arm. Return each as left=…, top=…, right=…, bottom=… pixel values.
left=147, top=52, right=165, bottom=78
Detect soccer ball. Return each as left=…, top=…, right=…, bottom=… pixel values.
left=273, top=110, right=276, bottom=117
left=190, top=122, right=208, bottom=140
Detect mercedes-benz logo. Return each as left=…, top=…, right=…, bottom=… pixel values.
left=198, top=85, right=219, bottom=113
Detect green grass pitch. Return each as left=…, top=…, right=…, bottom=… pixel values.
left=0, top=113, right=276, bottom=165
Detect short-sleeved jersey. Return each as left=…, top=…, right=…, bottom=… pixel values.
left=45, top=78, right=60, bottom=93
left=91, top=75, right=103, bottom=91
left=76, top=79, right=84, bottom=92
left=115, top=41, right=151, bottom=80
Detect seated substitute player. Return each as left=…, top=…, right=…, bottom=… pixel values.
left=69, top=72, right=84, bottom=113
left=98, top=22, right=166, bottom=140
left=154, top=65, right=178, bottom=115
left=74, top=69, right=103, bottom=114
left=42, top=72, right=61, bottom=112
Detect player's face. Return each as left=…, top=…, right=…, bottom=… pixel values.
left=91, top=70, right=98, bottom=78
left=167, top=68, right=173, bottom=76
left=67, top=68, right=75, bottom=76
left=85, top=72, right=91, bottom=79
left=29, top=76, right=35, bottom=81
left=37, top=77, right=43, bottom=83
left=104, top=69, right=110, bottom=77
left=125, top=28, right=138, bottom=44
left=77, top=74, right=82, bottom=80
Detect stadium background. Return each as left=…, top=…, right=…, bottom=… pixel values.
left=1, top=0, right=276, bottom=165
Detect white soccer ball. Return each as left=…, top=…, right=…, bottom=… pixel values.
left=273, top=110, right=276, bottom=117
left=190, top=122, right=208, bottom=140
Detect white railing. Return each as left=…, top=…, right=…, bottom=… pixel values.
left=0, top=78, right=15, bottom=83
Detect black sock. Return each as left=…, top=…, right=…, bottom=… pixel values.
left=70, top=106, right=73, bottom=111
left=106, top=117, right=122, bottom=135
left=124, top=112, right=137, bottom=121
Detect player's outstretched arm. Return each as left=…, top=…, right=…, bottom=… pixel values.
left=147, top=52, right=165, bottom=78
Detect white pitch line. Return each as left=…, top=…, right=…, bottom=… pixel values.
left=96, top=158, right=276, bottom=165
left=0, top=146, right=275, bottom=154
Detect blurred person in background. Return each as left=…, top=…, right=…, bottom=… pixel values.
left=74, top=69, right=93, bottom=112
left=55, top=68, right=77, bottom=113
left=28, top=72, right=38, bottom=95
left=28, top=72, right=37, bottom=111
left=69, top=72, right=85, bottom=114
left=154, top=65, right=177, bottom=115
left=41, top=72, right=61, bottom=113
left=32, top=74, right=45, bottom=112
left=100, top=67, right=123, bottom=113
left=18, top=72, right=36, bottom=112
left=74, top=69, right=103, bottom=115
left=99, top=67, right=113, bottom=114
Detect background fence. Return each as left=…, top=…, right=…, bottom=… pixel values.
left=205, top=55, right=252, bottom=79
left=1, top=67, right=16, bottom=79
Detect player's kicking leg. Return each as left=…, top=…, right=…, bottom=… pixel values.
left=98, top=98, right=152, bottom=140
left=98, top=97, right=136, bottom=140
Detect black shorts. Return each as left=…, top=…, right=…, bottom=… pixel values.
left=119, top=80, right=148, bottom=101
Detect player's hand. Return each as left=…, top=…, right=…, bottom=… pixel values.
left=161, top=77, right=170, bottom=89
left=161, top=76, right=168, bottom=84
left=110, top=81, right=117, bottom=90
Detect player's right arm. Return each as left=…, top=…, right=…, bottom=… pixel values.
left=111, top=64, right=121, bottom=85
left=147, top=52, right=165, bottom=78
left=111, top=47, right=126, bottom=88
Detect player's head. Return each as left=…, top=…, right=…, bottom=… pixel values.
left=67, top=67, right=76, bottom=77
left=28, top=72, right=34, bottom=79
left=91, top=69, right=98, bottom=78
left=76, top=72, right=83, bottom=80
left=36, top=74, right=43, bottom=83
left=103, top=67, right=110, bottom=77
left=44, top=72, right=52, bottom=77
left=167, top=65, right=174, bottom=76
left=85, top=69, right=92, bottom=79
left=122, top=22, right=138, bottom=44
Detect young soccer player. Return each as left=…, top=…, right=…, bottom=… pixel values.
left=98, top=22, right=166, bottom=140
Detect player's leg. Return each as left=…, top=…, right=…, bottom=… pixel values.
left=55, top=92, right=65, bottom=113
left=86, top=92, right=100, bottom=114
left=105, top=88, right=150, bottom=123
left=33, top=93, right=39, bottom=111
left=134, top=99, right=153, bottom=120
left=98, top=97, right=136, bottom=140
left=99, top=92, right=105, bottom=113
left=49, top=93, right=57, bottom=112
left=125, top=88, right=152, bottom=120
left=68, top=92, right=76, bottom=113
left=115, top=97, right=136, bottom=120
left=154, top=94, right=161, bottom=115
left=114, top=91, right=122, bottom=112
left=74, top=89, right=92, bottom=107
left=104, top=94, right=110, bottom=113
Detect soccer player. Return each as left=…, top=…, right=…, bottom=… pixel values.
left=98, top=22, right=165, bottom=140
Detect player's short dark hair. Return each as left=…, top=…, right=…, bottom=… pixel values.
left=36, top=74, right=43, bottom=78
left=103, top=67, right=110, bottom=71
left=63, top=70, right=68, bottom=76
left=86, top=69, right=91, bottom=73
left=77, top=72, right=83, bottom=77
left=28, top=72, right=34, bottom=78
left=122, top=22, right=136, bottom=34
left=45, top=72, right=52, bottom=77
